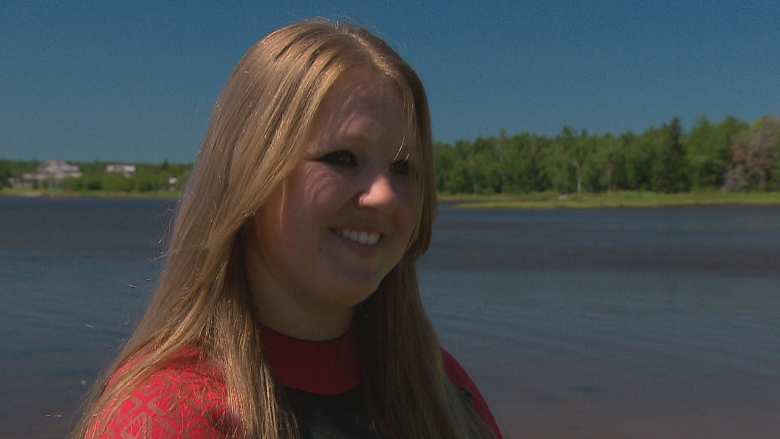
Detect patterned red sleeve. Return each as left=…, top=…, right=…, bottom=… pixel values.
left=89, top=354, right=232, bottom=439
left=441, top=348, right=504, bottom=439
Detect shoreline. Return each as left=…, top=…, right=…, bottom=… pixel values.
left=0, top=188, right=181, bottom=199
left=4, top=188, right=780, bottom=208
left=439, top=191, right=780, bottom=209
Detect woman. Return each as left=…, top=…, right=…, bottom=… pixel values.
left=74, top=21, right=502, bottom=439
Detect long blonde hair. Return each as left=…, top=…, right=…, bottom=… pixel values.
left=74, top=21, right=494, bottom=439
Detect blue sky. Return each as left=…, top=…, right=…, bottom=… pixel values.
left=2, top=0, right=778, bottom=163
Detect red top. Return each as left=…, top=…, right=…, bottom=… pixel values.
left=259, top=325, right=362, bottom=395
left=90, top=330, right=503, bottom=439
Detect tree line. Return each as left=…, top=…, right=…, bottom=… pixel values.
left=435, top=115, right=780, bottom=195
left=4, top=114, right=779, bottom=196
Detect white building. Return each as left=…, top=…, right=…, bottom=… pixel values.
left=106, top=164, right=136, bottom=176
left=21, top=160, right=82, bottom=186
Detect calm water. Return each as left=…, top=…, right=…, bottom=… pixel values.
left=2, top=197, right=779, bottom=438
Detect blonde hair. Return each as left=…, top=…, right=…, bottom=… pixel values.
left=74, top=21, right=494, bottom=439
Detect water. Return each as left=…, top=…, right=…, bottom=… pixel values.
left=1, top=198, right=173, bottom=438
left=2, top=197, right=779, bottom=438
left=419, top=206, right=780, bottom=438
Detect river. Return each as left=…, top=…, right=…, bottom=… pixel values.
left=2, top=197, right=779, bottom=438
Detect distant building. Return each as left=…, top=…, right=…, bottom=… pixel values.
left=106, top=164, right=136, bottom=176
left=21, top=160, right=82, bottom=187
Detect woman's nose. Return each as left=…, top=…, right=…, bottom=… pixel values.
left=357, top=169, right=398, bottom=213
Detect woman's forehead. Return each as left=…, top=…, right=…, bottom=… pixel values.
left=321, top=68, right=405, bottom=118
left=310, top=67, right=415, bottom=150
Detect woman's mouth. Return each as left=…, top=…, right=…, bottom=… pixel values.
left=333, top=228, right=381, bottom=245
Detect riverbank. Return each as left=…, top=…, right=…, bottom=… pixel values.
left=4, top=187, right=780, bottom=208
left=0, top=188, right=181, bottom=199
left=440, top=191, right=780, bottom=209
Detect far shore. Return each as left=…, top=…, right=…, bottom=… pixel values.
left=439, top=191, right=780, bottom=209
left=3, top=188, right=780, bottom=208
left=0, top=188, right=181, bottom=199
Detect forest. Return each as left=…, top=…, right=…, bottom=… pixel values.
left=435, top=115, right=780, bottom=195
left=2, top=115, right=779, bottom=196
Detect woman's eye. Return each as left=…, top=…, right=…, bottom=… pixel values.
left=318, top=150, right=357, bottom=167
left=390, top=160, right=410, bottom=176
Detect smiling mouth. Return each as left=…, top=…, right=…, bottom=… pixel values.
left=333, top=228, right=381, bottom=245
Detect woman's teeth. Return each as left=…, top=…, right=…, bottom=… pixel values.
left=337, top=229, right=380, bottom=245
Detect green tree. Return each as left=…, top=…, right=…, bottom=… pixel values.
left=686, top=115, right=745, bottom=190
left=590, top=134, right=627, bottom=192
left=501, top=134, right=549, bottom=193
left=101, top=174, right=134, bottom=192
left=544, top=136, right=574, bottom=193
left=651, top=117, right=689, bottom=193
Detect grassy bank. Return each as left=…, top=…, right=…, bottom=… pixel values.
left=0, top=187, right=181, bottom=199
left=440, top=191, right=780, bottom=209
left=5, top=187, right=780, bottom=208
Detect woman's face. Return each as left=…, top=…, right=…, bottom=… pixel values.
left=246, top=67, right=418, bottom=340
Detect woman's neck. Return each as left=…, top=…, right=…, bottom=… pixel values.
left=253, top=300, right=354, bottom=341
